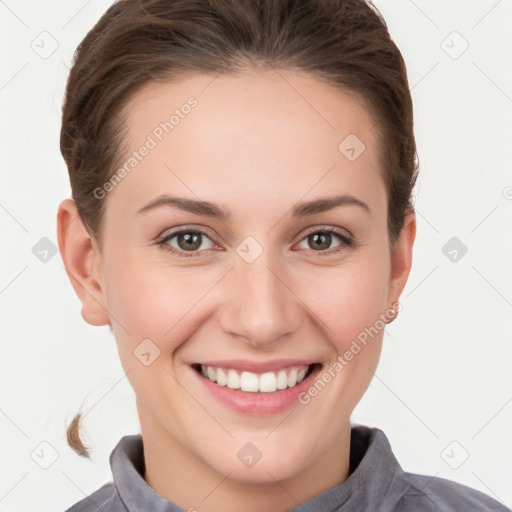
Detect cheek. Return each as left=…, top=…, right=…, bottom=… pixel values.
left=103, top=258, right=197, bottom=408
left=103, top=252, right=220, bottom=353
left=302, top=258, right=389, bottom=352
left=102, top=252, right=174, bottom=343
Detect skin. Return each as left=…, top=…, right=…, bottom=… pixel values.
left=57, top=68, right=416, bottom=512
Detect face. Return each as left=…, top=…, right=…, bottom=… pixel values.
left=59, top=68, right=415, bottom=488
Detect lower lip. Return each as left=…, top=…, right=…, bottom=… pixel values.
left=192, top=365, right=322, bottom=415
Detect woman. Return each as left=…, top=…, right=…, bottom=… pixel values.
left=57, top=0, right=508, bottom=510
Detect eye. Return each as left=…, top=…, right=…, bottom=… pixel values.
left=295, top=227, right=353, bottom=255
left=157, top=225, right=354, bottom=258
left=157, top=228, right=218, bottom=258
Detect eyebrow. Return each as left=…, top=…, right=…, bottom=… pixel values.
left=136, top=194, right=371, bottom=219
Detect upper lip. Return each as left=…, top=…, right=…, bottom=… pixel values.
left=193, top=359, right=317, bottom=373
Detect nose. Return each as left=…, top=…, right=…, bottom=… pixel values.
left=219, top=249, right=303, bottom=349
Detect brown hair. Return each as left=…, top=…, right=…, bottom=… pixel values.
left=61, top=0, right=418, bottom=458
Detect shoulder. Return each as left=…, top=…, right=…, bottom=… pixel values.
left=396, top=471, right=510, bottom=512
left=64, top=482, right=121, bottom=512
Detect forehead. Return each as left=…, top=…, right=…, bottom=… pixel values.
left=121, top=67, right=377, bottom=144
left=109, top=68, right=384, bottom=215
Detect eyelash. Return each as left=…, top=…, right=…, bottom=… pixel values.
left=156, top=225, right=354, bottom=259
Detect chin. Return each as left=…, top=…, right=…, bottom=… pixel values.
left=201, top=441, right=312, bottom=485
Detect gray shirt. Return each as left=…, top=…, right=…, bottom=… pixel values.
left=64, top=425, right=509, bottom=511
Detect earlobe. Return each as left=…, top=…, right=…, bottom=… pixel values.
left=387, top=210, right=416, bottom=312
left=56, top=198, right=111, bottom=327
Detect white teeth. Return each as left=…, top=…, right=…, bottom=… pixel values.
left=287, top=368, right=298, bottom=387
left=207, top=366, right=217, bottom=382
left=276, top=370, right=288, bottom=390
left=199, top=364, right=311, bottom=393
left=227, top=369, right=240, bottom=389
left=240, top=371, right=259, bottom=392
left=259, top=372, right=277, bottom=393
left=216, top=368, right=227, bottom=386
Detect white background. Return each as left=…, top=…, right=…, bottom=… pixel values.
left=1, top=1, right=511, bottom=511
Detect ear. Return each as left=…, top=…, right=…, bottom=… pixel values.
left=56, top=198, right=111, bottom=327
left=387, top=209, right=416, bottom=309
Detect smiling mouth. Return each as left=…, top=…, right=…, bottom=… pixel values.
left=191, top=363, right=320, bottom=393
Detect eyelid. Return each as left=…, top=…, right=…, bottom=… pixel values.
left=157, top=224, right=220, bottom=243
left=298, top=224, right=353, bottom=242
